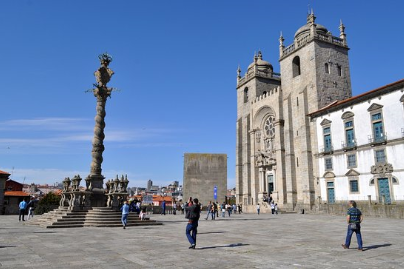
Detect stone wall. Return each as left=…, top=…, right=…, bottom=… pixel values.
left=318, top=202, right=404, bottom=219
left=183, top=153, right=227, bottom=206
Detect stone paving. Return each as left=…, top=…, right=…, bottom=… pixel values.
left=1, top=212, right=403, bottom=269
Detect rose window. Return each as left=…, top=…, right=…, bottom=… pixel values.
left=264, top=116, right=275, bottom=138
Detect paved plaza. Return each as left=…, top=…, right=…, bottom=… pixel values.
left=1, top=212, right=403, bottom=269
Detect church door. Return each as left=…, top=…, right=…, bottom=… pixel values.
left=327, top=182, right=335, bottom=204
left=378, top=178, right=391, bottom=204
left=267, top=174, right=274, bottom=194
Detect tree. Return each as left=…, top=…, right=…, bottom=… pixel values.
left=34, top=192, right=61, bottom=215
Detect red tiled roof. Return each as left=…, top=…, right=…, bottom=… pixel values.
left=4, top=191, right=30, bottom=197
left=152, top=195, right=173, bottom=202
left=309, top=78, right=404, bottom=118
left=0, top=170, right=10, bottom=175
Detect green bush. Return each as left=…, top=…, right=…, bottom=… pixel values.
left=34, top=192, right=61, bottom=215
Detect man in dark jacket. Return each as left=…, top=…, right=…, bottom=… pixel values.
left=185, top=197, right=200, bottom=249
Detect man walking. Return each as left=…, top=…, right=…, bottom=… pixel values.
left=161, top=200, right=166, bottom=215
left=19, top=199, right=27, bottom=222
left=205, top=201, right=212, bottom=220
left=185, top=197, right=201, bottom=249
left=342, top=200, right=364, bottom=251
left=121, top=201, right=130, bottom=229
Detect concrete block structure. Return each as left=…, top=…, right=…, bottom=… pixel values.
left=183, top=153, right=227, bottom=206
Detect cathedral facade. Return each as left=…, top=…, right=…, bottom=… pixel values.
left=235, top=12, right=403, bottom=211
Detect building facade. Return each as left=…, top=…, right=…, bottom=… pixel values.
left=310, top=80, right=404, bottom=205
left=235, top=12, right=403, bottom=211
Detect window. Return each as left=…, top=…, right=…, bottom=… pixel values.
left=371, top=112, right=385, bottom=142
left=323, top=127, right=332, bottom=152
left=375, top=149, right=386, bottom=163
left=325, top=63, right=330, bottom=74
left=350, top=180, right=359, bottom=193
left=337, top=65, right=342, bottom=76
left=344, top=120, right=355, bottom=147
left=347, top=154, right=356, bottom=168
left=292, top=56, right=301, bottom=77
left=244, top=87, right=249, bottom=103
left=325, top=158, right=333, bottom=170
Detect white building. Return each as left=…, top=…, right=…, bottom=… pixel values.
left=310, top=79, right=404, bottom=204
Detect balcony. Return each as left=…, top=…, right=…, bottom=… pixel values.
left=368, top=133, right=387, bottom=146
left=341, top=140, right=357, bottom=151
left=320, top=145, right=334, bottom=155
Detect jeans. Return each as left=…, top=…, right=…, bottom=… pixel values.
left=122, top=214, right=128, bottom=226
left=345, top=223, right=363, bottom=249
left=257, top=209, right=260, bottom=215
left=186, top=221, right=198, bottom=245
left=211, top=212, right=215, bottom=220
left=19, top=209, right=25, bottom=221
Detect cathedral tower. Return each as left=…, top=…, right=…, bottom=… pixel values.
left=279, top=12, right=352, bottom=209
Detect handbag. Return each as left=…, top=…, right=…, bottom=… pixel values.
left=349, top=223, right=357, bottom=230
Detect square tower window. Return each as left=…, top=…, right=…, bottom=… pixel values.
left=243, top=87, right=249, bottom=103
left=337, top=65, right=342, bottom=76
left=325, top=63, right=330, bottom=74
left=292, top=56, right=301, bottom=77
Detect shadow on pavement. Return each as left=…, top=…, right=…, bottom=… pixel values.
left=364, top=243, right=392, bottom=251
left=0, top=246, right=16, bottom=248
left=198, top=231, right=226, bottom=235
left=197, top=243, right=250, bottom=250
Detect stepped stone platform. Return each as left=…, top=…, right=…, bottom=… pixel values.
left=28, top=207, right=162, bottom=228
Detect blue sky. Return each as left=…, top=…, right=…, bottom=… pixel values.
left=1, top=0, right=403, bottom=188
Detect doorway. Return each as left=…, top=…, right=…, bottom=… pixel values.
left=327, top=181, right=335, bottom=204
left=378, top=178, right=391, bottom=204
left=268, top=174, right=274, bottom=194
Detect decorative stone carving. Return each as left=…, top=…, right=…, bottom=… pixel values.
left=71, top=175, right=82, bottom=192
left=367, top=103, right=383, bottom=112
left=341, top=111, right=354, bottom=119
left=320, top=118, right=332, bottom=126
left=371, top=163, right=393, bottom=175
left=255, top=151, right=274, bottom=167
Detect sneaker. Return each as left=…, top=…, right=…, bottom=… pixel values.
left=358, top=248, right=363, bottom=251
left=189, top=244, right=195, bottom=249
left=341, top=244, right=348, bottom=249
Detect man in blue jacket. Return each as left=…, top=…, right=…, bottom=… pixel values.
left=19, top=199, right=27, bottom=222
left=121, top=201, right=130, bottom=229
left=185, top=197, right=201, bottom=249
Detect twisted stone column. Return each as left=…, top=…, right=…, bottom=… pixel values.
left=87, top=53, right=114, bottom=206
left=90, top=92, right=108, bottom=177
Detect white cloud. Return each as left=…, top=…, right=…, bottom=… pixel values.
left=0, top=117, right=182, bottom=154
left=3, top=167, right=149, bottom=187
left=0, top=117, right=91, bottom=131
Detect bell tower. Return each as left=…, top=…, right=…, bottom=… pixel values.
left=278, top=12, right=352, bottom=210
